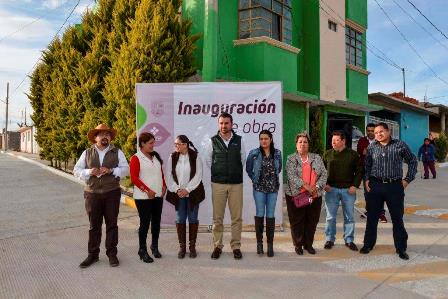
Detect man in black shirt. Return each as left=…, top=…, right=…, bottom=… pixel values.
left=360, top=122, right=417, bottom=260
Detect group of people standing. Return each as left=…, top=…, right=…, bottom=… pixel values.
left=74, top=113, right=417, bottom=269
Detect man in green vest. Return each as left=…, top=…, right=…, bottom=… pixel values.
left=74, top=124, right=129, bottom=268
left=205, top=112, right=246, bottom=260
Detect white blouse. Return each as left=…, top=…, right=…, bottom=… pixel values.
left=166, top=153, right=203, bottom=193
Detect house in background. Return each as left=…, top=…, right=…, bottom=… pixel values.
left=422, top=103, right=448, bottom=138
left=182, top=0, right=377, bottom=155
left=19, top=126, right=40, bottom=154
left=368, top=92, right=435, bottom=155
left=1, top=130, right=20, bottom=151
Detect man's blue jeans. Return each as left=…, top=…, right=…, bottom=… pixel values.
left=176, top=198, right=199, bottom=224
left=253, top=190, right=278, bottom=218
left=325, top=187, right=356, bottom=243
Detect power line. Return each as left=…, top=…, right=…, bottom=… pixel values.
left=319, top=0, right=403, bottom=71
left=366, top=40, right=402, bottom=70
left=406, top=0, right=448, bottom=41
left=12, top=0, right=82, bottom=95
left=391, top=0, right=448, bottom=52
left=374, top=0, right=448, bottom=86
left=0, top=16, right=44, bottom=43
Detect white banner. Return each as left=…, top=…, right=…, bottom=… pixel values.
left=136, top=82, right=283, bottom=225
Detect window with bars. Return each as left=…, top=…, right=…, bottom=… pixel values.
left=345, top=26, right=363, bottom=67
left=239, top=0, right=293, bottom=45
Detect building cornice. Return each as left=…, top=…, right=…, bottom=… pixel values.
left=233, top=36, right=301, bottom=54
left=345, top=19, right=366, bottom=33
left=346, top=64, right=370, bottom=75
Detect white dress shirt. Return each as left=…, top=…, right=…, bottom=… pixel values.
left=166, top=153, right=203, bottom=193
left=204, top=132, right=246, bottom=168
left=73, top=145, right=129, bottom=182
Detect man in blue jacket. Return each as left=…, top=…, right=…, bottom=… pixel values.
left=418, top=138, right=437, bottom=179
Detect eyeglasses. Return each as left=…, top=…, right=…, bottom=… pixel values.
left=174, top=142, right=186, bottom=146
left=97, top=132, right=111, bottom=137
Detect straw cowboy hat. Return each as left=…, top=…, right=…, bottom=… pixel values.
left=87, top=123, right=117, bottom=143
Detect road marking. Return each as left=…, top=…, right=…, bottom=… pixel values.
left=323, top=252, right=446, bottom=273
left=392, top=276, right=448, bottom=298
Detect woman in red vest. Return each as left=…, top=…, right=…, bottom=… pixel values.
left=129, top=132, right=166, bottom=263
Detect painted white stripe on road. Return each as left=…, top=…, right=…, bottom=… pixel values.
left=323, top=253, right=446, bottom=272
left=415, top=209, right=448, bottom=217
left=392, top=276, right=448, bottom=298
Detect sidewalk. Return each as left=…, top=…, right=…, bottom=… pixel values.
left=1, top=150, right=448, bottom=298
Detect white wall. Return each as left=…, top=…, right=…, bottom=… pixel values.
left=319, top=0, right=346, bottom=103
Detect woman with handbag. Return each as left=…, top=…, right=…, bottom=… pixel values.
left=166, top=135, right=204, bottom=259
left=129, top=132, right=166, bottom=263
left=246, top=130, right=282, bottom=257
left=285, top=133, right=327, bottom=255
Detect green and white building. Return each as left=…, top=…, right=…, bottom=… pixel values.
left=182, top=0, right=377, bottom=156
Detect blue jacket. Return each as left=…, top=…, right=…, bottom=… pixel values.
left=418, top=144, right=436, bottom=162
left=245, top=148, right=282, bottom=185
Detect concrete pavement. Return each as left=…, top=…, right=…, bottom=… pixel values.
left=1, top=152, right=448, bottom=298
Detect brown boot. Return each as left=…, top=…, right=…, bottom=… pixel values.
left=189, top=223, right=199, bottom=258
left=176, top=223, right=187, bottom=259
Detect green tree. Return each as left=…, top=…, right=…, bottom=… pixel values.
left=103, top=0, right=198, bottom=157
left=434, top=133, right=448, bottom=162
left=309, top=107, right=324, bottom=155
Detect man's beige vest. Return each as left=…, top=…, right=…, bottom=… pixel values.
left=84, top=145, right=120, bottom=194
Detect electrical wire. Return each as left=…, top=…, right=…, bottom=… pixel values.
left=374, top=0, right=448, bottom=86
left=406, top=0, right=448, bottom=41
left=12, top=0, right=82, bottom=95
left=319, top=1, right=403, bottom=71
left=392, top=0, right=448, bottom=52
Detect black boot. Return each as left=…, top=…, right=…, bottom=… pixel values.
left=254, top=216, right=264, bottom=255
left=189, top=223, right=199, bottom=258
left=150, top=240, right=162, bottom=259
left=138, top=248, right=154, bottom=263
left=176, top=223, right=187, bottom=259
left=266, top=217, right=275, bottom=257
left=79, top=254, right=99, bottom=268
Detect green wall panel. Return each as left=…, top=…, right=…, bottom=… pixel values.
left=346, top=0, right=367, bottom=28
left=183, top=0, right=205, bottom=71
left=283, top=100, right=307, bottom=159
left=346, top=69, right=368, bottom=105
left=301, top=0, right=320, bottom=97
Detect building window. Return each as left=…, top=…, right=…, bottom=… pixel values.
left=328, top=20, right=337, bottom=32
left=239, top=0, right=293, bottom=45
left=345, top=26, right=363, bottom=67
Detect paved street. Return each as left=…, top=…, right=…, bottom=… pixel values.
left=1, top=152, right=448, bottom=298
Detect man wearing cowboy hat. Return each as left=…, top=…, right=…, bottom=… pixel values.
left=74, top=124, right=129, bottom=268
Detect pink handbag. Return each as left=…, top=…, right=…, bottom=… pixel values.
left=291, top=160, right=313, bottom=208
left=292, top=191, right=313, bottom=208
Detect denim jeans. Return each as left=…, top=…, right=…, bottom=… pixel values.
left=324, top=187, right=356, bottom=243
left=176, top=197, right=199, bottom=224
left=253, top=190, right=278, bottom=218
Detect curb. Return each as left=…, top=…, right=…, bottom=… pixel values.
left=2, top=151, right=133, bottom=207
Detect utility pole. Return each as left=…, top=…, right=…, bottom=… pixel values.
left=402, top=68, right=406, bottom=98
left=4, top=83, right=9, bottom=151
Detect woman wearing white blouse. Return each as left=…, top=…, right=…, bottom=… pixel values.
left=166, top=135, right=205, bottom=259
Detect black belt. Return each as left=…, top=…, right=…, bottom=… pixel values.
left=369, top=177, right=401, bottom=184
